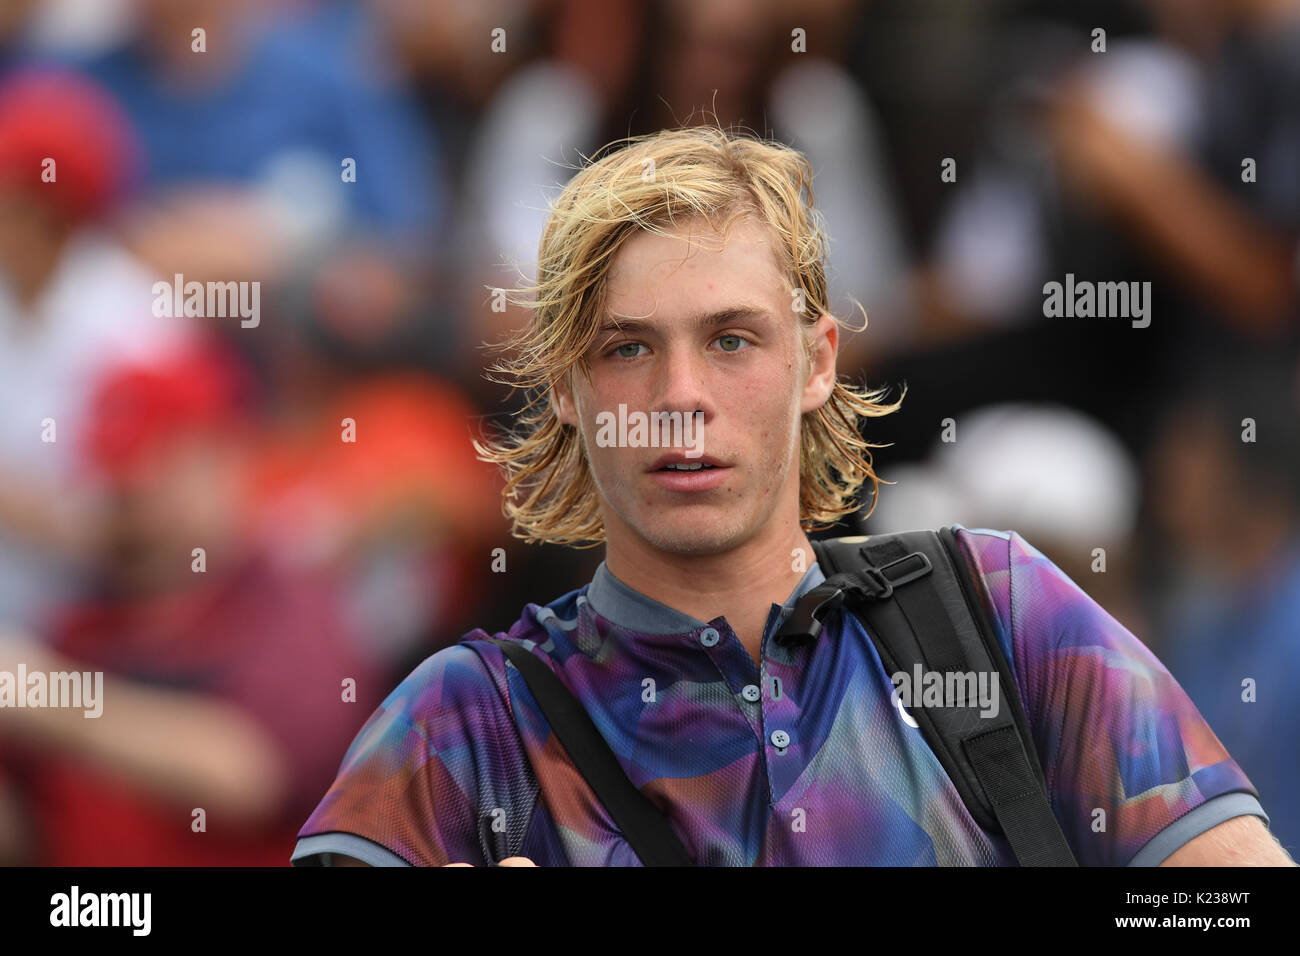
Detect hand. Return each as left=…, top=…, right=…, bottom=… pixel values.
left=442, top=857, right=538, bottom=867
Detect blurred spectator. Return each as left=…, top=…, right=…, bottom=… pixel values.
left=1145, top=351, right=1300, bottom=852
left=79, top=0, right=442, bottom=245
left=1047, top=0, right=1300, bottom=344
left=246, top=364, right=507, bottom=673
left=610, top=0, right=917, bottom=367
left=864, top=401, right=1146, bottom=629
left=0, top=339, right=386, bottom=865
left=872, top=0, right=1300, bottom=470
left=63, top=0, right=447, bottom=354
left=438, top=0, right=914, bottom=392
left=0, top=67, right=192, bottom=634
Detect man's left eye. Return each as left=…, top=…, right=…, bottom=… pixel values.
left=717, top=335, right=748, bottom=352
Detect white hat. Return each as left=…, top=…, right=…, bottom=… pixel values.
left=868, top=403, right=1140, bottom=549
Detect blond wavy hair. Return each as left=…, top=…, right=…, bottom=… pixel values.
left=474, top=125, right=905, bottom=548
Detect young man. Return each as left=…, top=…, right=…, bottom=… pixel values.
left=291, top=126, right=1292, bottom=867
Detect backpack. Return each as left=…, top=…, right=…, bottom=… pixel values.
left=485, top=526, right=1079, bottom=866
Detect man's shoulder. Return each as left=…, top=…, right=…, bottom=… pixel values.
left=458, top=584, right=589, bottom=654
left=904, top=524, right=1113, bottom=699
left=394, top=585, right=592, bottom=706
left=941, top=524, right=1020, bottom=584
left=290, top=591, right=590, bottom=868
left=942, top=523, right=1094, bottom=642
left=320, top=588, right=591, bottom=784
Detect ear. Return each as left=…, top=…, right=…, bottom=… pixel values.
left=551, top=371, right=578, bottom=427
left=799, top=313, right=839, bottom=414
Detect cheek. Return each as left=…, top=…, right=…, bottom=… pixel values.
left=729, top=367, right=802, bottom=444
left=581, top=431, right=610, bottom=477
left=576, top=422, right=627, bottom=498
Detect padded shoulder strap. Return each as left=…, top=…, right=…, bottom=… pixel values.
left=483, top=637, right=694, bottom=866
left=803, top=529, right=1077, bottom=866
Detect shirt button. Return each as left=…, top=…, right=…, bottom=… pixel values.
left=699, top=627, right=720, bottom=647
left=741, top=684, right=761, bottom=702
left=770, top=729, right=790, bottom=748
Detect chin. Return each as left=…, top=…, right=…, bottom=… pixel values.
left=632, top=511, right=754, bottom=557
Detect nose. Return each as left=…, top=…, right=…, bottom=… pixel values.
left=651, top=341, right=712, bottom=426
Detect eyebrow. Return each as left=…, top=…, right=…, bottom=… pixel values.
left=596, top=305, right=771, bottom=335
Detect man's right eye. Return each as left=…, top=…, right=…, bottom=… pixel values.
left=610, top=342, right=646, bottom=359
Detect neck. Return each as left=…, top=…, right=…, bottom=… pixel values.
left=604, top=520, right=816, bottom=665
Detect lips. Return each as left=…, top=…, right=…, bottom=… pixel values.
left=647, top=453, right=731, bottom=492
left=648, top=453, right=727, bottom=472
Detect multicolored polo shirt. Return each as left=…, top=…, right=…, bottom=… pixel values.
left=291, top=525, right=1268, bottom=866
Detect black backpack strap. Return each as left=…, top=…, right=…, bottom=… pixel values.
left=482, top=637, right=693, bottom=867
left=791, top=528, right=1078, bottom=867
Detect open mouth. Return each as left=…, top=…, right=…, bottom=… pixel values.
left=649, top=457, right=729, bottom=490
left=658, top=462, right=718, bottom=472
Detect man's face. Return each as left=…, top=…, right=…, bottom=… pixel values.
left=553, top=212, right=838, bottom=557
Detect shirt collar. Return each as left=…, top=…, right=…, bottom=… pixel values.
left=585, top=558, right=826, bottom=634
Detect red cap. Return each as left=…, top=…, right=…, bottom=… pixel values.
left=0, top=67, right=139, bottom=223
left=83, top=341, right=254, bottom=481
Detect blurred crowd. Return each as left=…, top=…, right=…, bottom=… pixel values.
left=0, top=0, right=1296, bottom=864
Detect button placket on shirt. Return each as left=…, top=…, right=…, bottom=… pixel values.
left=758, top=610, right=809, bottom=791
left=761, top=685, right=793, bottom=757
left=700, top=609, right=799, bottom=760
left=692, top=620, right=764, bottom=684
left=691, top=621, right=768, bottom=743
left=690, top=610, right=802, bottom=806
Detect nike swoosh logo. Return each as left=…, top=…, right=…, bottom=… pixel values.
left=890, top=684, right=919, bottom=728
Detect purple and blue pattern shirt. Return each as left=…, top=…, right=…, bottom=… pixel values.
left=292, top=526, right=1268, bottom=866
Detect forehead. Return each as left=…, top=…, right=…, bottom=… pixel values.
left=605, top=213, right=789, bottom=316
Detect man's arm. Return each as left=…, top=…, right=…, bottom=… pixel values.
left=1159, top=815, right=1296, bottom=866
left=975, top=529, right=1281, bottom=866
left=0, top=631, right=288, bottom=823
left=1048, top=88, right=1296, bottom=339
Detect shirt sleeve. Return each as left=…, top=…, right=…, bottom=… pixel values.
left=966, top=528, right=1267, bottom=866
left=291, top=643, right=539, bottom=866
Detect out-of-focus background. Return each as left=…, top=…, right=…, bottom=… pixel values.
left=0, top=0, right=1296, bottom=864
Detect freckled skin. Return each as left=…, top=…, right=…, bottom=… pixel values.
left=552, top=214, right=837, bottom=561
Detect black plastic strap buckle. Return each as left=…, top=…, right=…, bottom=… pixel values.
left=773, top=582, right=847, bottom=648
left=855, top=550, right=933, bottom=600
